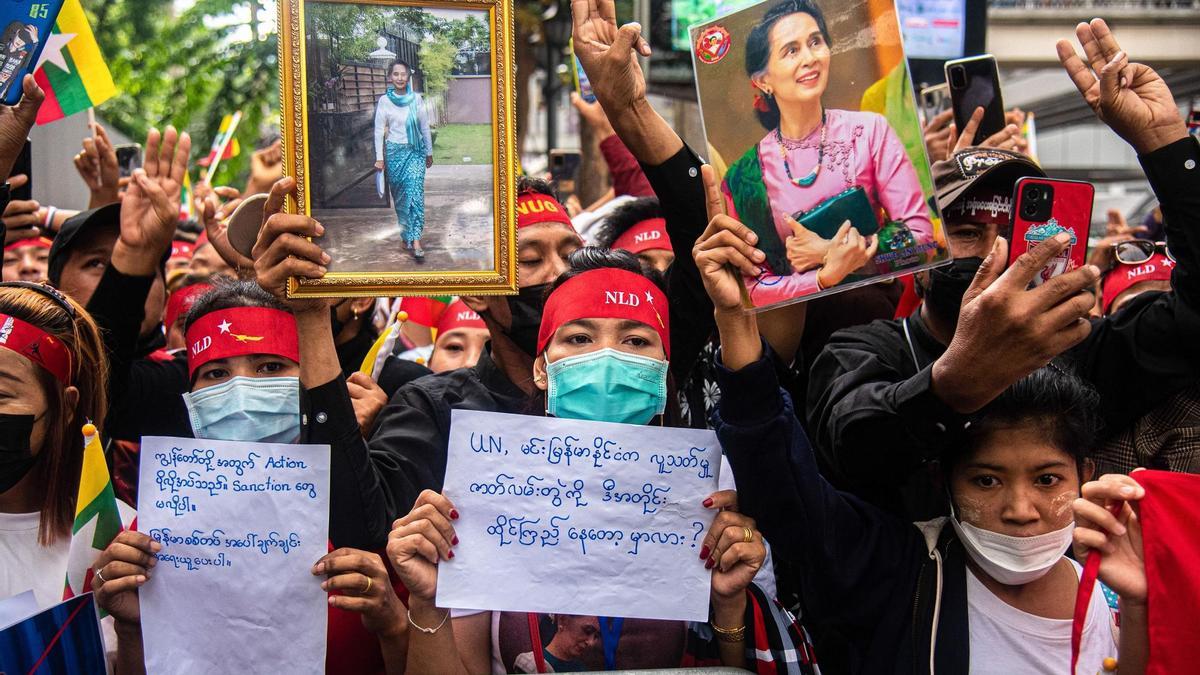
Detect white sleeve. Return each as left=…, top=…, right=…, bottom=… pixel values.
left=375, top=98, right=387, bottom=162
left=419, top=95, right=433, bottom=156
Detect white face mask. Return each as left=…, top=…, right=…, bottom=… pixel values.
left=949, top=506, right=1074, bottom=586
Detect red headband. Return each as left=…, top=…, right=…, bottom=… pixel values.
left=538, top=268, right=670, bottom=358
left=4, top=237, right=52, bottom=253
left=0, top=313, right=72, bottom=384
left=436, top=300, right=486, bottom=336
left=612, top=218, right=670, bottom=254
left=1102, top=252, right=1174, bottom=313
left=164, top=283, right=213, bottom=333
left=170, top=240, right=196, bottom=261
left=516, top=192, right=575, bottom=231
left=185, top=307, right=299, bottom=377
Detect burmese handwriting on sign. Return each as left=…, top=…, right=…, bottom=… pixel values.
left=137, top=436, right=330, bottom=675
left=437, top=410, right=721, bottom=622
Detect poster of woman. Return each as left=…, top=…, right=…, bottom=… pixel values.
left=691, top=0, right=948, bottom=312
left=373, top=58, right=434, bottom=259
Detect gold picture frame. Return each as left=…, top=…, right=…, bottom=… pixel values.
left=279, top=0, right=517, bottom=298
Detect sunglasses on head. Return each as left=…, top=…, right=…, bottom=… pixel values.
left=1112, top=240, right=1173, bottom=266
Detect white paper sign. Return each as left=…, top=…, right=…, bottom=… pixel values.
left=137, top=436, right=330, bottom=674
left=437, top=410, right=720, bottom=622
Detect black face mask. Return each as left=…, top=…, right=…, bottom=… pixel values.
left=917, top=257, right=983, bottom=325
left=505, top=283, right=551, bottom=358
left=0, top=413, right=39, bottom=494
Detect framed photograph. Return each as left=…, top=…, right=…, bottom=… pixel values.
left=691, top=0, right=949, bottom=313
left=279, top=0, right=516, bottom=298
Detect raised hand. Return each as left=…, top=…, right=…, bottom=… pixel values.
left=693, top=165, right=764, bottom=313
left=1073, top=473, right=1146, bottom=603
left=949, top=107, right=1027, bottom=155
left=698, top=490, right=765, bottom=601
left=1056, top=18, right=1186, bottom=154
left=922, top=108, right=955, bottom=163
left=932, top=234, right=1099, bottom=413
left=314, top=548, right=406, bottom=637
left=74, top=123, right=120, bottom=207
left=250, top=177, right=332, bottom=315
left=198, top=183, right=254, bottom=272
left=0, top=75, right=43, bottom=183
left=2, top=175, right=39, bottom=242
left=386, top=490, right=459, bottom=603
left=348, top=371, right=389, bottom=438
left=570, top=0, right=651, bottom=113
left=92, top=530, right=161, bottom=625
left=113, top=126, right=192, bottom=276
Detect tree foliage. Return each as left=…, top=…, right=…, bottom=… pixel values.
left=418, top=37, right=457, bottom=100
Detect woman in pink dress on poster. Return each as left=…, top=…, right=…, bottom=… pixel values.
left=720, top=0, right=936, bottom=307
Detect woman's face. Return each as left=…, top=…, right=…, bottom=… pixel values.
left=428, top=327, right=490, bottom=373
left=192, top=353, right=300, bottom=391
left=0, top=349, right=50, bottom=456
left=534, top=316, right=666, bottom=388
left=554, top=615, right=601, bottom=660
left=3, top=244, right=49, bottom=282
left=948, top=424, right=1084, bottom=538
left=390, top=64, right=410, bottom=90
left=754, top=12, right=831, bottom=111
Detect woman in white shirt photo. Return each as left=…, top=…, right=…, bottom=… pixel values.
left=374, top=59, right=434, bottom=262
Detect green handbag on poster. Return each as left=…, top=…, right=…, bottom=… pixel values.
left=790, top=186, right=879, bottom=240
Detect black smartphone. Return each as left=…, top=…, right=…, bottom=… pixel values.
left=549, top=149, right=582, bottom=200
left=945, top=55, right=1005, bottom=142
left=115, top=143, right=142, bottom=178
left=11, top=138, right=29, bottom=200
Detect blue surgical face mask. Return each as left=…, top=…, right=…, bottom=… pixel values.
left=545, top=348, right=668, bottom=425
left=183, top=376, right=301, bottom=444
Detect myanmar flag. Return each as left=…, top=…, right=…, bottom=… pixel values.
left=197, top=112, right=243, bottom=167
left=62, top=423, right=126, bottom=602
left=33, top=0, right=117, bottom=125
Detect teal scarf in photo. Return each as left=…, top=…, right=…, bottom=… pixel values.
left=386, top=83, right=425, bottom=155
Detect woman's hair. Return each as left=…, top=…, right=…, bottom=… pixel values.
left=183, top=278, right=290, bottom=334
left=387, top=59, right=412, bottom=77
left=591, top=198, right=663, bottom=249
left=745, top=0, right=832, bottom=130
left=945, top=364, right=1101, bottom=472
left=0, top=285, right=108, bottom=545
left=546, top=247, right=666, bottom=298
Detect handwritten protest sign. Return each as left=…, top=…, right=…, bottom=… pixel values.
left=437, top=410, right=721, bottom=622
left=137, top=436, right=330, bottom=674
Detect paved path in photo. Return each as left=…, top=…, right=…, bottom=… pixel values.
left=315, top=164, right=495, bottom=275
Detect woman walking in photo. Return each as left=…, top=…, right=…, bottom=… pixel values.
left=374, top=59, right=434, bottom=261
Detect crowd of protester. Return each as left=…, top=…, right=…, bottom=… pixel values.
left=0, top=5, right=1195, bottom=673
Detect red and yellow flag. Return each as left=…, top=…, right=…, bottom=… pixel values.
left=33, top=0, right=117, bottom=125
left=63, top=423, right=126, bottom=601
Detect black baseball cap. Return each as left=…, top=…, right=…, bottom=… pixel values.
left=48, top=203, right=121, bottom=285
left=932, top=148, right=1045, bottom=214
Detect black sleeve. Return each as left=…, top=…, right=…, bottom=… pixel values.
left=712, top=343, right=922, bottom=629
left=642, top=144, right=714, bottom=381
left=86, top=265, right=190, bottom=440
left=302, top=374, right=392, bottom=550
left=804, top=327, right=971, bottom=496
left=1075, top=137, right=1200, bottom=433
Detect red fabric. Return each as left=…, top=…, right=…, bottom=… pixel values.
left=538, top=267, right=670, bottom=357
left=194, top=230, right=209, bottom=248
left=893, top=274, right=921, bottom=319
left=612, top=218, right=670, bottom=254
left=3, top=236, right=52, bottom=253
left=170, top=240, right=196, bottom=261
left=185, top=307, right=299, bottom=377
left=324, top=546, right=411, bottom=675
left=599, top=135, right=655, bottom=199
left=436, top=300, right=485, bottom=335
left=1102, top=253, right=1174, bottom=313
left=0, top=313, right=72, bottom=384
left=516, top=192, right=574, bottom=230
left=164, top=283, right=213, bottom=333
left=940, top=186, right=1013, bottom=226
left=398, top=297, right=449, bottom=328
left=1133, top=470, right=1200, bottom=675
left=1071, top=502, right=1120, bottom=675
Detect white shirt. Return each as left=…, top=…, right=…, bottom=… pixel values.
left=967, top=559, right=1118, bottom=674
left=374, top=94, right=433, bottom=160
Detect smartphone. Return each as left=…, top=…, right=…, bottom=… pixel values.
left=549, top=149, right=582, bottom=200
left=0, top=1, right=67, bottom=106
left=115, top=143, right=143, bottom=178
left=1008, top=177, right=1095, bottom=287
left=944, top=55, right=1005, bottom=142
left=10, top=138, right=29, bottom=200
left=569, top=39, right=595, bottom=104
left=918, top=83, right=950, bottom=126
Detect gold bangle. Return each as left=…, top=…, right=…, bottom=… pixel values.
left=710, top=621, right=746, bottom=643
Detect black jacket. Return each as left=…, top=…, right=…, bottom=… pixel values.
left=714, top=346, right=971, bottom=674
left=806, top=136, right=1200, bottom=519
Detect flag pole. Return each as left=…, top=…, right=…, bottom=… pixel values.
left=203, top=110, right=243, bottom=185
left=86, top=107, right=100, bottom=187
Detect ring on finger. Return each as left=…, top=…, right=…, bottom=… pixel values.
left=742, top=526, right=753, bottom=543
left=361, top=576, right=372, bottom=594
left=96, top=567, right=107, bottom=583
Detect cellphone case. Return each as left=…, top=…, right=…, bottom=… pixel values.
left=945, top=55, right=1005, bottom=142
left=0, top=1, right=67, bottom=106
left=1008, top=177, right=1094, bottom=287
left=790, top=186, right=879, bottom=241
